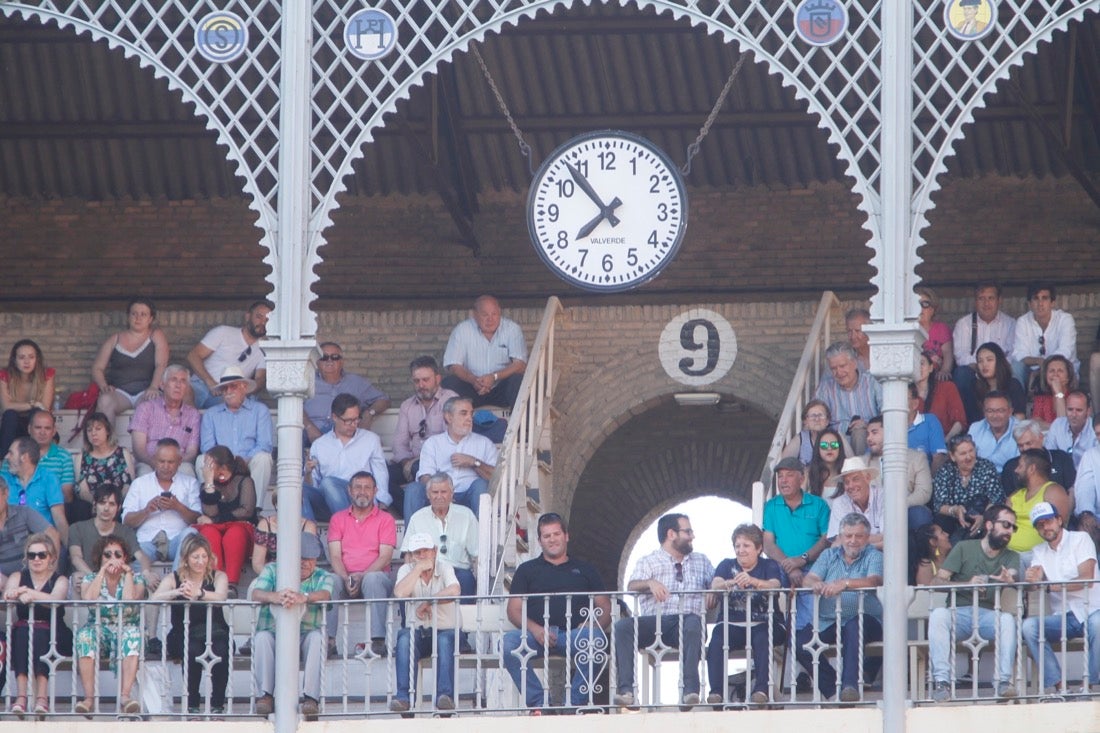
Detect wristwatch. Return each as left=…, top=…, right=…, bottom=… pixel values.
left=800, top=553, right=809, bottom=563
left=1055, top=392, right=1065, bottom=399
left=474, top=460, right=482, bottom=468
left=368, top=408, right=377, bottom=416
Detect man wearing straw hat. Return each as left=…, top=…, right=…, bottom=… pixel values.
left=827, top=456, right=885, bottom=549
left=198, top=366, right=273, bottom=495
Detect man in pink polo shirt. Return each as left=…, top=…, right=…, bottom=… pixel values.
left=326, top=471, right=396, bottom=657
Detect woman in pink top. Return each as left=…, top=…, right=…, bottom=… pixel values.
left=916, top=286, right=954, bottom=381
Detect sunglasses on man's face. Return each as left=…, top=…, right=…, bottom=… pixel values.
left=993, top=520, right=1018, bottom=532
left=318, top=354, right=343, bottom=362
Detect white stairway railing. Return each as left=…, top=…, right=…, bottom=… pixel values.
left=478, top=296, right=563, bottom=596
left=752, top=291, right=843, bottom=521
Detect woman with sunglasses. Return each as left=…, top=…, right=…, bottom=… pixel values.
left=780, top=399, right=852, bottom=466
left=932, top=435, right=1003, bottom=542
left=152, top=533, right=230, bottom=715
left=914, top=350, right=967, bottom=441
left=196, top=445, right=258, bottom=598
left=73, top=534, right=146, bottom=716
left=969, top=342, right=1026, bottom=423
left=4, top=534, right=72, bottom=718
left=1030, top=354, right=1077, bottom=424
left=807, top=428, right=847, bottom=506
left=916, top=287, right=955, bottom=382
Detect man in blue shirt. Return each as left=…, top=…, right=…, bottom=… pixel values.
left=1, top=436, right=66, bottom=542
left=967, top=391, right=1019, bottom=472
left=793, top=512, right=883, bottom=702
left=200, top=366, right=273, bottom=494
left=442, top=295, right=527, bottom=408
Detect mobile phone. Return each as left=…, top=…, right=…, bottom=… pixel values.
left=160, top=491, right=173, bottom=499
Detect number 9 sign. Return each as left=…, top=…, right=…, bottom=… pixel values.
left=658, top=309, right=737, bottom=386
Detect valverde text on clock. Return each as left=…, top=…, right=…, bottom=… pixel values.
left=527, top=130, right=689, bottom=293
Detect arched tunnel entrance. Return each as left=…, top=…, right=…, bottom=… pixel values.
left=565, top=394, right=775, bottom=587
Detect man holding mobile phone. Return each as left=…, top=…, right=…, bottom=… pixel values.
left=122, top=438, right=201, bottom=565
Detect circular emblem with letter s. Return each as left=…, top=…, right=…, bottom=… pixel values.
left=527, top=130, right=688, bottom=292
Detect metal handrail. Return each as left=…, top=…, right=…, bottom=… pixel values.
left=754, top=291, right=843, bottom=518
left=479, top=295, right=563, bottom=596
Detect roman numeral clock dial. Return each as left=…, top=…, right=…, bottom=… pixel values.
left=527, top=130, right=689, bottom=292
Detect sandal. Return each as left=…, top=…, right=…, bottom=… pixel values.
left=74, top=699, right=93, bottom=717
left=10, top=695, right=26, bottom=718
left=34, top=697, right=48, bottom=717
left=121, top=698, right=141, bottom=715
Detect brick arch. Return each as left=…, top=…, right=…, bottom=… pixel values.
left=562, top=393, right=774, bottom=586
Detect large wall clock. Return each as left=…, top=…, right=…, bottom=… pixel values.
left=527, top=130, right=689, bottom=292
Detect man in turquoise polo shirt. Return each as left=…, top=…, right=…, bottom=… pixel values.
left=763, top=456, right=830, bottom=587
left=1, top=436, right=67, bottom=542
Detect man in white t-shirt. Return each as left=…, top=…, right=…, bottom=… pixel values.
left=187, top=299, right=273, bottom=408
left=1022, top=501, right=1100, bottom=693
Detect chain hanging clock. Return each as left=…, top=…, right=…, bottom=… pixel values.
left=526, top=130, right=688, bottom=292
left=471, top=42, right=747, bottom=292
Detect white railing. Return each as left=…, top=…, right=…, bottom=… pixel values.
left=754, top=291, right=844, bottom=517
left=12, top=580, right=1097, bottom=718
left=479, top=296, right=563, bottom=596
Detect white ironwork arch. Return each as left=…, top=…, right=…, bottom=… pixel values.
left=308, top=0, right=886, bottom=302
left=0, top=1, right=283, bottom=304
left=910, top=2, right=1100, bottom=251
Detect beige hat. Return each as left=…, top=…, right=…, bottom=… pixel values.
left=835, top=455, right=880, bottom=484
left=212, top=366, right=257, bottom=395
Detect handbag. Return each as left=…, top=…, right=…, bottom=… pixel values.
left=63, top=382, right=100, bottom=441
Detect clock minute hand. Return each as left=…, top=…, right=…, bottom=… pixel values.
left=575, top=196, right=623, bottom=239
left=566, top=161, right=621, bottom=227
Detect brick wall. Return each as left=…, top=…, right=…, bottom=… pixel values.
left=3, top=174, right=1098, bottom=310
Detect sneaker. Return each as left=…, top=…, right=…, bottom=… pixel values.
left=300, top=697, right=319, bottom=720
left=388, top=699, right=410, bottom=713
left=706, top=693, right=723, bottom=705
left=839, top=687, right=860, bottom=703
left=256, top=694, right=274, bottom=715
left=612, top=691, right=635, bottom=707
left=931, top=681, right=950, bottom=702
left=680, top=692, right=700, bottom=710
left=996, top=682, right=1017, bottom=699
left=750, top=690, right=769, bottom=705
left=436, top=695, right=454, bottom=711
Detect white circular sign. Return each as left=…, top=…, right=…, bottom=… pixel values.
left=345, top=9, right=398, bottom=61
left=659, top=309, right=737, bottom=386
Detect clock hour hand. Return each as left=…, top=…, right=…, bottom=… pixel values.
left=575, top=196, right=623, bottom=239
left=565, top=161, right=621, bottom=227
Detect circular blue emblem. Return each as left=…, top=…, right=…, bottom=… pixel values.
left=195, top=11, right=248, bottom=64
left=794, top=0, right=848, bottom=47
left=345, top=9, right=399, bottom=61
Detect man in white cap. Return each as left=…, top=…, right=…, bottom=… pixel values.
left=390, top=533, right=460, bottom=713
left=252, top=531, right=334, bottom=720
left=187, top=298, right=273, bottom=408
left=827, top=457, right=884, bottom=549
left=198, top=365, right=273, bottom=495
left=1021, top=501, right=1100, bottom=694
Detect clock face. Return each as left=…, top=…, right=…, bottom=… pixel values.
left=527, top=130, right=688, bottom=292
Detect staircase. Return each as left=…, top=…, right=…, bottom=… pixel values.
left=478, top=296, right=563, bottom=595
left=753, top=291, right=844, bottom=521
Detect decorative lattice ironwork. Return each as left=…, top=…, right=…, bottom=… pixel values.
left=2, top=0, right=1098, bottom=329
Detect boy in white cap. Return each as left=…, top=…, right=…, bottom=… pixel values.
left=390, top=533, right=460, bottom=713
left=1022, top=501, right=1100, bottom=694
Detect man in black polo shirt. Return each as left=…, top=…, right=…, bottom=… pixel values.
left=502, top=513, right=611, bottom=713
